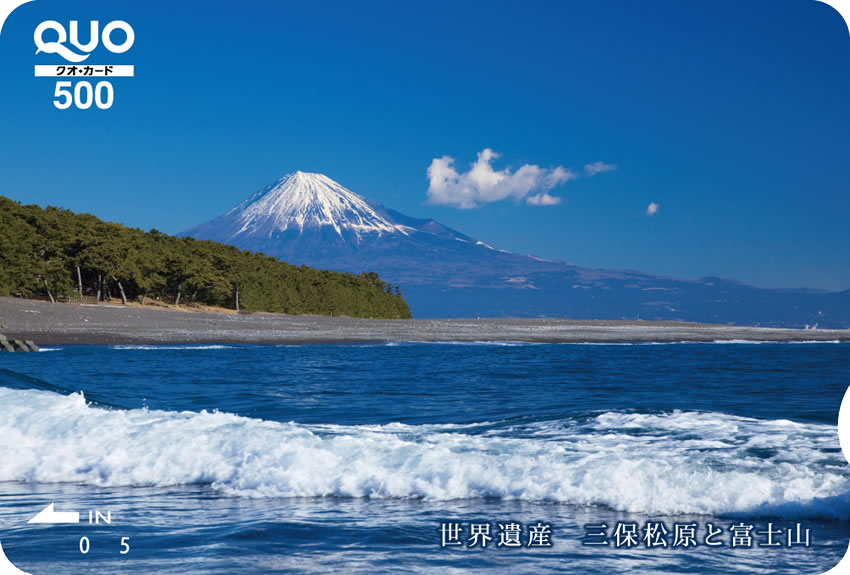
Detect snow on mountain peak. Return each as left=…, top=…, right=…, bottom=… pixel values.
left=226, top=171, right=408, bottom=239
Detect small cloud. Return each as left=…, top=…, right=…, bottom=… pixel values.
left=646, top=202, right=659, bottom=216
left=526, top=193, right=562, bottom=206
left=584, top=161, right=616, bottom=176
left=427, top=148, right=578, bottom=209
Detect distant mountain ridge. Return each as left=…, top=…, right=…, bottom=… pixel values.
left=182, top=172, right=850, bottom=327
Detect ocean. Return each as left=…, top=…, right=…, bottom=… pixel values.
left=0, top=342, right=848, bottom=574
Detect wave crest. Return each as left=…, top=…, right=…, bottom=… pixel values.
left=1, top=386, right=847, bottom=518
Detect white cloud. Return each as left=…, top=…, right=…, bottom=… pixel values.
left=584, top=161, right=616, bottom=176
left=526, top=193, right=561, bottom=206
left=646, top=202, right=659, bottom=216
left=427, top=149, right=577, bottom=209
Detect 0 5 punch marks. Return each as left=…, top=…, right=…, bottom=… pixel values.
left=26, top=503, right=131, bottom=558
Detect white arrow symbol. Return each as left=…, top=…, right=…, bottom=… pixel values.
left=26, top=503, right=79, bottom=525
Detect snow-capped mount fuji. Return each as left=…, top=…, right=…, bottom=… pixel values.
left=185, top=171, right=410, bottom=244
left=183, top=171, right=492, bottom=282
left=182, top=172, right=850, bottom=326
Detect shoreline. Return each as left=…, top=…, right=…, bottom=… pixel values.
left=2, top=297, right=848, bottom=346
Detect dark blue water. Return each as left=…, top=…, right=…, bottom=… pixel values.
left=0, top=342, right=848, bottom=574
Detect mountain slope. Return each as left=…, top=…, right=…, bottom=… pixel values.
left=187, top=172, right=409, bottom=242
left=182, top=172, right=850, bottom=327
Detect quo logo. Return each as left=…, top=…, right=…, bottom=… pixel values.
left=33, top=20, right=135, bottom=110
left=34, top=20, right=135, bottom=62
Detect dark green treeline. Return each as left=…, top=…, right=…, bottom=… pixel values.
left=0, top=196, right=411, bottom=319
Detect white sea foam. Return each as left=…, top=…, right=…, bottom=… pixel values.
left=711, top=339, right=841, bottom=345
left=568, top=340, right=844, bottom=346
left=395, top=341, right=536, bottom=347
left=0, top=386, right=847, bottom=518
left=108, top=345, right=234, bottom=351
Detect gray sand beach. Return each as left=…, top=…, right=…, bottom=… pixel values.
left=1, top=297, right=847, bottom=346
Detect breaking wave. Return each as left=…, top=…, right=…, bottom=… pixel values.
left=1, top=386, right=847, bottom=518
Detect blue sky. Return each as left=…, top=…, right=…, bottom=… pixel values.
left=0, top=0, right=848, bottom=290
